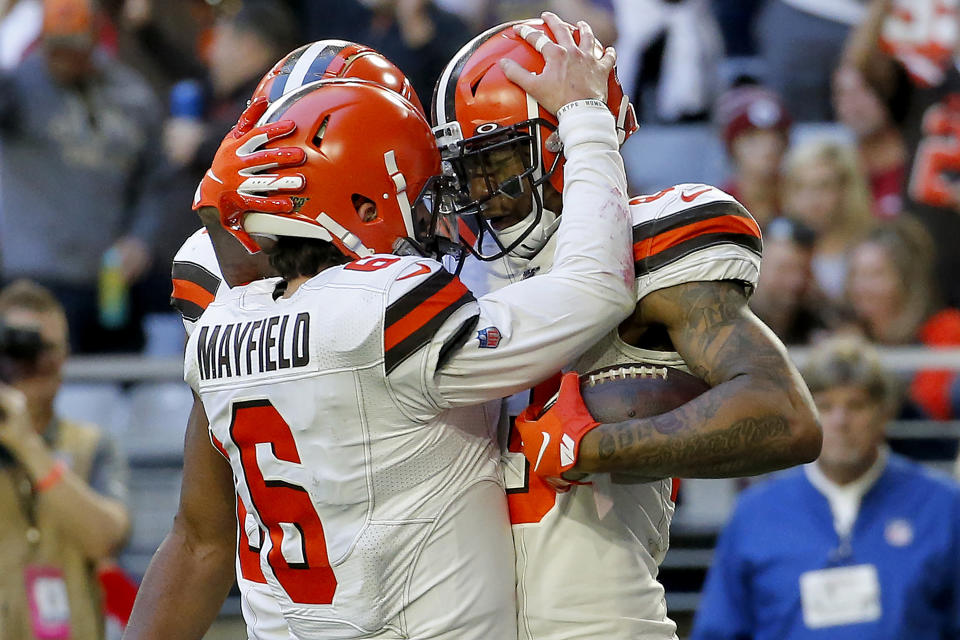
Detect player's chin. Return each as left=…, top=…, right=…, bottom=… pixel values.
left=479, top=201, right=532, bottom=229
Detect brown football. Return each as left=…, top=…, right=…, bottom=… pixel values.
left=578, top=363, right=711, bottom=423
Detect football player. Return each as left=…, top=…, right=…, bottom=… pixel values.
left=126, top=28, right=636, bottom=640
left=431, top=13, right=823, bottom=639
left=166, top=40, right=427, bottom=640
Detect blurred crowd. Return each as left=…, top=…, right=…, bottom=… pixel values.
left=1, top=0, right=960, bottom=428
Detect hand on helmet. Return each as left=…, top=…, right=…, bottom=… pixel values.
left=193, top=96, right=306, bottom=253
left=500, top=12, right=616, bottom=115
left=515, top=371, right=600, bottom=479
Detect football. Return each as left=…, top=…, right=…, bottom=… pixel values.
left=578, top=363, right=711, bottom=423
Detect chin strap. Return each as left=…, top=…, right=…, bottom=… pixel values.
left=492, top=208, right=560, bottom=260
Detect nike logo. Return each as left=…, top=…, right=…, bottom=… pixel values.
left=534, top=432, right=551, bottom=472
left=560, top=434, right=576, bottom=467
left=397, top=262, right=432, bottom=281
left=680, top=188, right=711, bottom=202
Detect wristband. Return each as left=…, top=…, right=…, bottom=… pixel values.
left=35, top=460, right=67, bottom=493
left=556, top=98, right=608, bottom=118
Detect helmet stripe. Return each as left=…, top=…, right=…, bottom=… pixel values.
left=283, top=41, right=344, bottom=96
left=269, top=44, right=310, bottom=102
left=261, top=80, right=326, bottom=124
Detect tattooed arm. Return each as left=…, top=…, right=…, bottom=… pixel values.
left=574, top=280, right=821, bottom=479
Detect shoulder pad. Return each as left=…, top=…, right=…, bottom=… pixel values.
left=629, top=183, right=762, bottom=275
left=171, top=229, right=225, bottom=327
left=379, top=256, right=476, bottom=375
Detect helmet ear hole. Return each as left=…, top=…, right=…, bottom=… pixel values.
left=312, top=115, right=331, bottom=150
left=469, top=75, right=484, bottom=97
left=352, top=194, right=378, bottom=222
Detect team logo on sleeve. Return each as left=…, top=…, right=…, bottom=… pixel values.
left=477, top=326, right=501, bottom=349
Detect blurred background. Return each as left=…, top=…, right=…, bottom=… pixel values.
left=1, top=0, right=959, bottom=637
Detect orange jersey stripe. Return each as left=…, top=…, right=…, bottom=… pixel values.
left=384, top=278, right=470, bottom=352
left=634, top=214, right=761, bottom=261
left=172, top=278, right=216, bottom=311
left=458, top=218, right=478, bottom=248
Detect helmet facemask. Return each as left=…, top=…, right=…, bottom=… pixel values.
left=392, top=172, right=463, bottom=260
left=435, top=118, right=560, bottom=262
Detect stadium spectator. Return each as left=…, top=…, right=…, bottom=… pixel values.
left=692, top=335, right=960, bottom=640
left=755, top=0, right=867, bottom=120
left=749, top=217, right=830, bottom=345
left=714, top=84, right=792, bottom=227
left=843, top=0, right=960, bottom=307
left=0, top=0, right=168, bottom=353
left=782, top=137, right=875, bottom=303
left=846, top=217, right=960, bottom=420
left=0, top=280, right=130, bottom=639
left=160, top=0, right=298, bottom=178
left=832, top=64, right=906, bottom=219
left=119, top=0, right=216, bottom=91
left=300, top=0, right=471, bottom=105
left=612, top=0, right=723, bottom=123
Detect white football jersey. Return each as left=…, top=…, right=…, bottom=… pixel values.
left=182, top=100, right=634, bottom=640
left=172, top=229, right=291, bottom=640
left=462, top=183, right=762, bottom=640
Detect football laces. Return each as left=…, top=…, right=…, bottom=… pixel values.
left=582, top=365, right=669, bottom=387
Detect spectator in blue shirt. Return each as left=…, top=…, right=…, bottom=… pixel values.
left=692, top=335, right=960, bottom=640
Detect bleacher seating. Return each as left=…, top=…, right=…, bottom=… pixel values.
left=125, top=382, right=193, bottom=464
left=54, top=382, right=130, bottom=439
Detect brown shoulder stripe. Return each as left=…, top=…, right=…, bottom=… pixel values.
left=384, top=269, right=476, bottom=374
left=171, top=261, right=222, bottom=322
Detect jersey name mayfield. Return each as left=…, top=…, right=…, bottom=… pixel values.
left=184, top=257, right=513, bottom=639
left=194, top=312, right=310, bottom=381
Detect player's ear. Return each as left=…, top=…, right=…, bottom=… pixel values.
left=352, top=194, right=378, bottom=222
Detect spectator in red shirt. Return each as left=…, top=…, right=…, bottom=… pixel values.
left=833, top=64, right=906, bottom=219
left=714, top=85, right=792, bottom=228
left=846, top=216, right=960, bottom=420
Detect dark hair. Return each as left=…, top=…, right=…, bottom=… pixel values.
left=229, top=0, right=299, bottom=55
left=267, top=236, right=349, bottom=286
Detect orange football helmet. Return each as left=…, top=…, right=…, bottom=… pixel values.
left=431, top=19, right=637, bottom=260
left=235, top=79, right=456, bottom=260
left=252, top=39, right=424, bottom=115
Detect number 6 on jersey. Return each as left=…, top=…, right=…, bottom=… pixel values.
left=229, top=400, right=337, bottom=604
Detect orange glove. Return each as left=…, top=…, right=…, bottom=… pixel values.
left=193, top=96, right=306, bottom=253
left=515, top=372, right=600, bottom=478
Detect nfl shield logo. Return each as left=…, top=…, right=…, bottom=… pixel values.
left=477, top=326, right=501, bottom=349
